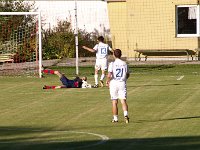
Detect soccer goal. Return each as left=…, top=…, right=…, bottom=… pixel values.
left=0, top=12, right=42, bottom=78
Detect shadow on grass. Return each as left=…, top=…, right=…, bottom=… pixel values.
left=130, top=65, right=175, bottom=72
left=128, top=83, right=182, bottom=88
left=136, top=115, right=200, bottom=123
left=0, top=126, right=200, bottom=150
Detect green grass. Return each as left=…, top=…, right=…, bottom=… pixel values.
left=0, top=64, right=200, bottom=150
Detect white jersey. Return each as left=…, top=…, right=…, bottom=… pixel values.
left=81, top=80, right=92, bottom=88
left=93, top=42, right=112, bottom=59
left=108, top=58, right=129, bottom=82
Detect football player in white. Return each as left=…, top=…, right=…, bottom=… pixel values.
left=106, top=49, right=130, bottom=123
left=82, top=36, right=112, bottom=88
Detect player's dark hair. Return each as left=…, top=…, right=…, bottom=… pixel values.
left=98, top=36, right=104, bottom=42
left=83, top=76, right=87, bottom=81
left=114, top=49, right=122, bottom=58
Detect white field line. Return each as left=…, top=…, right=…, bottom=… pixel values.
left=177, top=75, right=184, bottom=80
left=0, top=129, right=109, bottom=149
left=66, top=131, right=109, bottom=149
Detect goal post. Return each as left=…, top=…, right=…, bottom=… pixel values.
left=0, top=11, right=42, bottom=78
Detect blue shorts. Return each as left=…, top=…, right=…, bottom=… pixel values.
left=60, top=75, right=74, bottom=88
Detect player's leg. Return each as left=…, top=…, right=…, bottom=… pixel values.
left=109, top=80, right=118, bottom=122
left=94, top=68, right=99, bottom=85
left=118, top=83, right=129, bottom=123
left=112, top=100, right=119, bottom=122
left=93, top=60, right=100, bottom=87
left=43, top=85, right=66, bottom=89
left=59, top=74, right=71, bottom=88
left=42, top=69, right=63, bottom=78
left=100, top=69, right=106, bottom=87
left=54, top=70, right=63, bottom=78
left=120, top=99, right=129, bottom=123
left=99, top=58, right=107, bottom=87
left=42, top=68, right=62, bottom=76
left=42, top=69, right=55, bottom=74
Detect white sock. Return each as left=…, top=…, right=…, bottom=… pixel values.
left=100, top=74, right=105, bottom=81
left=113, top=115, right=118, bottom=121
left=124, top=111, right=128, bottom=117
left=94, top=74, right=98, bottom=85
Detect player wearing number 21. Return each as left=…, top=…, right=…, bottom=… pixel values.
left=106, top=49, right=130, bottom=123
left=82, top=36, right=113, bottom=88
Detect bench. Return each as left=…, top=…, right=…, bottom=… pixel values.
left=0, top=53, right=15, bottom=64
left=134, top=49, right=197, bottom=61
left=195, top=48, right=200, bottom=61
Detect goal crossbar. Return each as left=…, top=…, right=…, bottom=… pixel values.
left=0, top=12, right=40, bottom=15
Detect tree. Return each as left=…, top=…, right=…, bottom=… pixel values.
left=42, top=20, right=75, bottom=59
left=0, top=0, right=37, bottom=62
left=0, top=0, right=35, bottom=12
left=0, top=1, right=36, bottom=42
left=42, top=19, right=98, bottom=60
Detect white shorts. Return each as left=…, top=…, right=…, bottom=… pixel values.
left=109, top=80, right=127, bottom=100
left=95, top=58, right=108, bottom=71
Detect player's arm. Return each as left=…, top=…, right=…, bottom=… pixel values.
left=126, top=72, right=130, bottom=79
left=82, top=46, right=96, bottom=52
left=108, top=46, right=114, bottom=53
left=126, top=65, right=130, bottom=79
left=106, top=72, right=112, bottom=87
left=106, top=62, right=113, bottom=86
left=106, top=62, right=113, bottom=87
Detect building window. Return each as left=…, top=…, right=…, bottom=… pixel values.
left=176, top=5, right=199, bottom=37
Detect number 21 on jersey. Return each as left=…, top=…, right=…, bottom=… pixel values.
left=116, top=68, right=124, bottom=77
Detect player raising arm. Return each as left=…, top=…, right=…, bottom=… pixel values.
left=106, top=49, right=130, bottom=123
left=82, top=36, right=113, bottom=88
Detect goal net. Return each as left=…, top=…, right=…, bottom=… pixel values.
left=0, top=12, right=42, bottom=77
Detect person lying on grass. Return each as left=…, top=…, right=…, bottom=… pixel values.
left=42, top=69, right=91, bottom=89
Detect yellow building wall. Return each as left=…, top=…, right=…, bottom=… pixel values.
left=107, top=0, right=199, bottom=57
left=107, top=1, right=128, bottom=57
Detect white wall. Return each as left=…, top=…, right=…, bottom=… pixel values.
left=32, top=1, right=110, bottom=33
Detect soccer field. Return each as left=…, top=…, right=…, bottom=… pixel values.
left=0, top=65, right=200, bottom=150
